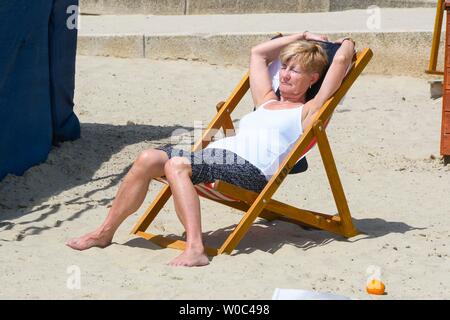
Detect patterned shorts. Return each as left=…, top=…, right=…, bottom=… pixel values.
left=156, top=145, right=268, bottom=193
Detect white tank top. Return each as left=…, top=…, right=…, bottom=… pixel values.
left=206, top=100, right=304, bottom=180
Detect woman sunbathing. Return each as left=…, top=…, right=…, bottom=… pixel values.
left=66, top=32, right=355, bottom=267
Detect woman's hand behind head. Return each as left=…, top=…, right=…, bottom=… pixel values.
left=334, top=37, right=356, bottom=47
left=304, top=32, right=329, bottom=42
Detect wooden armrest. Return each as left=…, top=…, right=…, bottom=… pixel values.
left=215, top=101, right=235, bottom=138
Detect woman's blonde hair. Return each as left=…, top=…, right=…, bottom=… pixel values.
left=279, top=41, right=328, bottom=76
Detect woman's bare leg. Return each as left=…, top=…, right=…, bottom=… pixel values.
left=66, top=149, right=169, bottom=250
left=164, top=157, right=209, bottom=267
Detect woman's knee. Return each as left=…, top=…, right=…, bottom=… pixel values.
left=164, top=157, right=191, bottom=179
left=135, top=149, right=167, bottom=171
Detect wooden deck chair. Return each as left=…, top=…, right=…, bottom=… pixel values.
left=425, top=0, right=445, bottom=75
left=131, top=37, right=373, bottom=256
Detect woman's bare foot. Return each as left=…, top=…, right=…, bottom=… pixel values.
left=66, top=230, right=113, bottom=251
left=168, top=247, right=209, bottom=267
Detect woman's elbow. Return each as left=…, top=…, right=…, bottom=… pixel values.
left=251, top=46, right=262, bottom=57
left=250, top=47, right=269, bottom=64
left=332, top=54, right=348, bottom=66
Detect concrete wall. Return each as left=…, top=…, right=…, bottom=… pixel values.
left=80, top=0, right=186, bottom=15
left=77, top=31, right=444, bottom=77
left=186, top=0, right=329, bottom=15
left=79, top=0, right=436, bottom=15
left=330, top=0, right=436, bottom=11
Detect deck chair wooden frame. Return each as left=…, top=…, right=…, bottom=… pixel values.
left=426, top=0, right=445, bottom=75
left=131, top=44, right=373, bottom=257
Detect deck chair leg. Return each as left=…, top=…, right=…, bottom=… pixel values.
left=426, top=0, right=445, bottom=75
left=313, top=121, right=359, bottom=237
left=131, top=185, right=172, bottom=234
left=218, top=196, right=269, bottom=254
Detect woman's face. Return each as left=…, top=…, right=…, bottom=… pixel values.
left=279, top=60, right=319, bottom=102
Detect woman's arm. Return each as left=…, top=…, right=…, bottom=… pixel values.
left=249, top=32, right=327, bottom=106
left=302, top=38, right=355, bottom=130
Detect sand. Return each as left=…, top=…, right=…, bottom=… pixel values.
left=0, top=55, right=449, bottom=299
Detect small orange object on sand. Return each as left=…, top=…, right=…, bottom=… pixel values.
left=366, top=279, right=386, bottom=295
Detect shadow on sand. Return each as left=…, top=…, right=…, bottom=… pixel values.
left=122, top=216, right=424, bottom=255
left=0, top=122, right=193, bottom=241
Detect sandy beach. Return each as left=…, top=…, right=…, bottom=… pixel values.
left=0, top=55, right=449, bottom=299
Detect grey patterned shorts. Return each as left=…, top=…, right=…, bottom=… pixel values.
left=156, top=145, right=268, bottom=193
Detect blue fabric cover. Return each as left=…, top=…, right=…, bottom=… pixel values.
left=0, top=0, right=79, bottom=180
left=305, top=40, right=342, bottom=102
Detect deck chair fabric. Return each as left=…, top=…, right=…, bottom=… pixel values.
left=132, top=37, right=373, bottom=256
